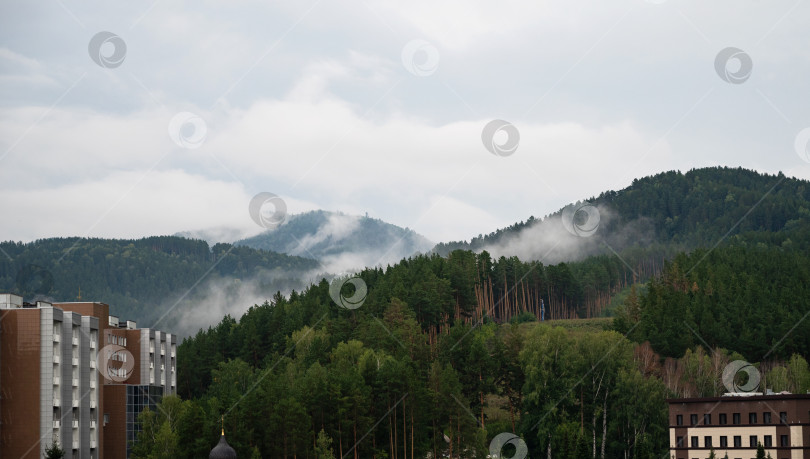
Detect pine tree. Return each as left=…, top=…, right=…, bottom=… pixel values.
left=43, top=439, right=65, bottom=459
left=314, top=429, right=336, bottom=459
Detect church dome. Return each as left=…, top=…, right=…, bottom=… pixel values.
left=209, top=434, right=237, bottom=459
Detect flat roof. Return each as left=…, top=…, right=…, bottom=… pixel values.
left=667, top=394, right=810, bottom=403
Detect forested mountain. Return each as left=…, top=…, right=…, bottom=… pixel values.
left=236, top=210, right=434, bottom=272
left=434, top=167, right=810, bottom=258
left=0, top=236, right=319, bottom=324
left=128, top=166, right=810, bottom=458
left=159, top=241, right=810, bottom=458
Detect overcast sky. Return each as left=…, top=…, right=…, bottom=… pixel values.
left=1, top=0, right=809, bottom=244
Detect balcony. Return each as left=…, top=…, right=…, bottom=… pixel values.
left=72, top=441, right=78, bottom=450
left=72, top=378, right=78, bottom=387
left=90, top=380, right=96, bottom=389
left=53, top=376, right=60, bottom=385
left=171, top=349, right=176, bottom=358
left=161, top=347, right=165, bottom=356
left=90, top=339, right=96, bottom=349
left=160, top=364, right=164, bottom=371
left=150, top=376, right=155, bottom=384
left=53, top=355, right=60, bottom=364
left=89, top=360, right=95, bottom=369
left=149, top=362, right=154, bottom=369
left=53, top=398, right=60, bottom=407
left=72, top=337, right=79, bottom=346
left=53, top=334, right=60, bottom=342
left=72, top=399, right=79, bottom=408
left=90, top=420, right=96, bottom=429
left=53, top=420, right=61, bottom=428
left=72, top=420, right=79, bottom=429
left=90, top=440, right=96, bottom=449
left=72, top=357, right=78, bottom=366
left=90, top=400, right=96, bottom=409
left=160, top=377, right=165, bottom=385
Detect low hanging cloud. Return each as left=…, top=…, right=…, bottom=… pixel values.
left=470, top=204, right=658, bottom=265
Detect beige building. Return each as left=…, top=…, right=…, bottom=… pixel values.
left=0, top=293, right=176, bottom=459
left=668, top=393, right=810, bottom=459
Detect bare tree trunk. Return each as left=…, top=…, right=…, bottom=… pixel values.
left=394, top=404, right=398, bottom=459
left=403, top=399, right=407, bottom=459
left=600, top=390, right=608, bottom=459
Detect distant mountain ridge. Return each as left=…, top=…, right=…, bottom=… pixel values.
left=0, top=236, right=319, bottom=326
left=433, top=167, right=810, bottom=260
left=235, top=210, right=434, bottom=272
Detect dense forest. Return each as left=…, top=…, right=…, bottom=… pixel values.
left=0, top=236, right=318, bottom=322
left=130, top=240, right=810, bottom=458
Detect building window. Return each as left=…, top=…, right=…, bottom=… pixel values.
left=676, top=414, right=683, bottom=426
left=704, top=436, right=712, bottom=448
left=719, top=413, right=727, bottom=425
left=676, top=436, right=684, bottom=447
left=704, top=414, right=711, bottom=425
left=691, top=436, right=698, bottom=448
left=749, top=435, right=757, bottom=447
left=719, top=436, right=727, bottom=448
left=779, top=411, right=787, bottom=424
left=749, top=412, right=757, bottom=424
left=690, top=414, right=698, bottom=426
left=733, top=436, right=741, bottom=447
left=732, top=413, right=741, bottom=425
left=780, top=435, right=788, bottom=447
left=763, top=412, right=771, bottom=424
left=763, top=435, right=772, bottom=447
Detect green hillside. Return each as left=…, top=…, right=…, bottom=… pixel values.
left=0, top=236, right=319, bottom=323
left=434, top=166, right=810, bottom=256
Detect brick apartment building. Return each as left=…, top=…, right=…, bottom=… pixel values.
left=668, top=393, right=810, bottom=459
left=0, top=293, right=177, bottom=459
